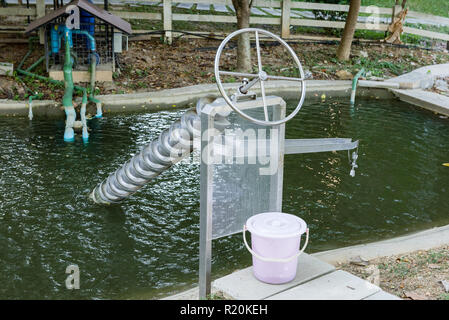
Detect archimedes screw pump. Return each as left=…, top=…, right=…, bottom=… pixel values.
left=88, top=28, right=362, bottom=301
left=90, top=28, right=360, bottom=206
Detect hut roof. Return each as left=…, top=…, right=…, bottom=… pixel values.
left=25, top=0, right=132, bottom=34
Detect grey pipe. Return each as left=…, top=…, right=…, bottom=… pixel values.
left=89, top=97, right=224, bottom=204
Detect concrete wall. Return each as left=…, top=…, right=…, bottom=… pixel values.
left=0, top=80, right=395, bottom=119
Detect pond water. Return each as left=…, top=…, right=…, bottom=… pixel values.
left=0, top=98, right=448, bottom=299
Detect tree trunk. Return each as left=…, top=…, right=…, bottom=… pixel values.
left=336, top=0, right=361, bottom=61
left=232, top=0, right=252, bottom=72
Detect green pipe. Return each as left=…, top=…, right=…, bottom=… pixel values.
left=17, top=68, right=87, bottom=97
left=18, top=36, right=39, bottom=70
left=62, top=32, right=74, bottom=108
left=88, top=56, right=100, bottom=106
left=17, top=36, right=96, bottom=143
left=18, top=36, right=88, bottom=94
left=89, top=96, right=100, bottom=103
left=350, top=68, right=366, bottom=105
left=17, top=36, right=95, bottom=130
left=90, top=54, right=96, bottom=95
left=18, top=50, right=32, bottom=71
left=81, top=89, right=89, bottom=142
left=62, top=32, right=76, bottom=142
left=26, top=55, right=45, bottom=72
left=18, top=68, right=61, bottom=86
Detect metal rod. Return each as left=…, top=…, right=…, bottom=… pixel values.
left=266, top=75, right=304, bottom=81
left=219, top=71, right=258, bottom=78
left=199, top=112, right=213, bottom=299
left=255, top=31, right=269, bottom=121
left=239, top=76, right=260, bottom=94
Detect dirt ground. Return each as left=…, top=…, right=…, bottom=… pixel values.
left=1, top=37, right=449, bottom=101
left=338, top=245, right=449, bottom=300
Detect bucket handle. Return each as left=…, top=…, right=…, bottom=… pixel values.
left=243, top=225, right=309, bottom=263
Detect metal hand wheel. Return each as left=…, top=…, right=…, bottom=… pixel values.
left=214, top=28, right=306, bottom=126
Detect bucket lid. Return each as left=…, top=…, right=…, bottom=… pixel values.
left=246, top=212, right=307, bottom=239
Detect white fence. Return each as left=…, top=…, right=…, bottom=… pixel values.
left=1, top=0, right=449, bottom=43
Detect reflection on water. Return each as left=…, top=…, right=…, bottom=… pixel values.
left=0, top=98, right=448, bottom=299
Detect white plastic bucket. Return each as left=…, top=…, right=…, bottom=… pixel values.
left=243, top=212, right=309, bottom=284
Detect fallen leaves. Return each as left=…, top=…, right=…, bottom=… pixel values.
left=1, top=37, right=449, bottom=101
left=404, top=291, right=427, bottom=300
left=339, top=245, right=449, bottom=300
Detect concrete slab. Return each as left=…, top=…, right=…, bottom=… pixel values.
left=49, top=69, right=112, bottom=83
left=363, top=291, right=401, bottom=300
left=358, top=80, right=400, bottom=89
left=268, top=270, right=381, bottom=300
left=162, top=222, right=449, bottom=300
left=0, top=62, right=13, bottom=76
left=212, top=253, right=335, bottom=300
left=313, top=224, right=449, bottom=265
left=391, top=89, right=449, bottom=117
left=386, top=64, right=449, bottom=89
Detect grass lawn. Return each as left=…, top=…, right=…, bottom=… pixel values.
left=361, top=0, right=449, bottom=17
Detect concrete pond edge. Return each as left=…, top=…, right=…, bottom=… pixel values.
left=313, top=224, right=449, bottom=265
left=0, top=80, right=393, bottom=118
left=2, top=63, right=449, bottom=118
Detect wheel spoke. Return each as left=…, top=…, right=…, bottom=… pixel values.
left=260, top=80, right=269, bottom=122
left=219, top=71, right=259, bottom=78
left=266, top=75, right=304, bottom=81
left=214, top=28, right=307, bottom=127
left=255, top=31, right=263, bottom=73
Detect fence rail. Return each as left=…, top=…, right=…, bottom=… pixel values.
left=1, top=0, right=449, bottom=43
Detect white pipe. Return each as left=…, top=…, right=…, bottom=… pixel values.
left=95, top=102, right=102, bottom=118
left=28, top=101, right=33, bottom=121
left=64, top=106, right=76, bottom=142
left=81, top=102, right=88, bottom=142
